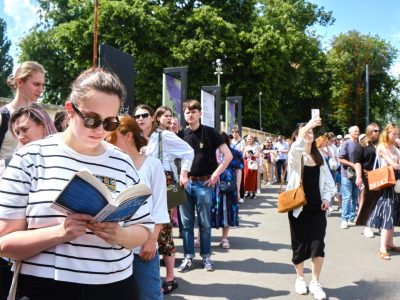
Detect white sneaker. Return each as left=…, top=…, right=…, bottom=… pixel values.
left=295, top=277, right=307, bottom=295
left=347, top=220, right=356, bottom=226
left=363, top=227, right=374, bottom=238
left=238, top=198, right=244, bottom=203
left=309, top=280, right=326, bottom=300
left=340, top=221, right=348, bottom=229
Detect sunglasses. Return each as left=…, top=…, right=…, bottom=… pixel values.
left=373, top=130, right=380, bottom=133
left=134, top=113, right=150, bottom=119
left=71, top=102, right=119, bottom=131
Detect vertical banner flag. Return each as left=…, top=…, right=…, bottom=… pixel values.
left=201, top=90, right=215, bottom=127
left=162, top=74, right=182, bottom=123
left=225, top=101, right=236, bottom=133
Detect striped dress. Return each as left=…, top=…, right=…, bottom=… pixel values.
left=367, top=147, right=400, bottom=229
left=0, top=134, right=154, bottom=285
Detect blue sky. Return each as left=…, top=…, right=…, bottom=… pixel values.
left=1, top=0, right=399, bottom=74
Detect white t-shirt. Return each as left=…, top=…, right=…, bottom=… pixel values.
left=133, top=156, right=169, bottom=254
left=0, top=103, right=18, bottom=160
left=0, top=134, right=154, bottom=285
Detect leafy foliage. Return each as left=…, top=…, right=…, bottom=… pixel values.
left=326, top=31, right=399, bottom=132
left=0, top=18, right=13, bottom=98
left=17, top=0, right=398, bottom=135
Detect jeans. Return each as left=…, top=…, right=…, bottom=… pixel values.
left=276, top=159, right=287, bottom=181
left=133, top=251, right=163, bottom=300
left=180, top=180, right=213, bottom=258
left=341, top=176, right=359, bottom=221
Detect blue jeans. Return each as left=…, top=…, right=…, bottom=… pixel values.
left=341, top=176, right=359, bottom=221
left=133, top=251, right=163, bottom=300
left=180, top=180, right=213, bottom=259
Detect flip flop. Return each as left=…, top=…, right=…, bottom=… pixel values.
left=378, top=251, right=390, bottom=260
left=162, top=278, right=178, bottom=295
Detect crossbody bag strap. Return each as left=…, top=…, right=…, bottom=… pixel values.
left=158, top=129, right=179, bottom=182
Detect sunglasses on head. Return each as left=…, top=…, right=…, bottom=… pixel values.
left=71, top=102, right=119, bottom=131
left=134, top=113, right=150, bottom=119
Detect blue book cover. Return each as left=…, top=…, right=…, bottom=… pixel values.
left=51, top=170, right=151, bottom=222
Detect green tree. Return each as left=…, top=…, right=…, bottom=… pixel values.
left=0, top=18, right=13, bottom=98
left=326, top=31, right=399, bottom=131
left=18, top=0, right=336, bottom=135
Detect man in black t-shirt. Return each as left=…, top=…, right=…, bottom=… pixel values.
left=177, top=99, right=232, bottom=273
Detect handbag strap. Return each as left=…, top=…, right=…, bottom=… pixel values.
left=279, top=155, right=304, bottom=194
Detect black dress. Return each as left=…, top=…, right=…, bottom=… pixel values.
left=288, top=165, right=327, bottom=265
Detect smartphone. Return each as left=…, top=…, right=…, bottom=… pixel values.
left=311, top=109, right=320, bottom=119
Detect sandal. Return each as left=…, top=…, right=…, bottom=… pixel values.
left=219, top=239, right=230, bottom=249
left=162, top=278, right=178, bottom=295
left=378, top=251, right=391, bottom=260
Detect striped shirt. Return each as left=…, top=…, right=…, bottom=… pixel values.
left=0, top=134, right=154, bottom=285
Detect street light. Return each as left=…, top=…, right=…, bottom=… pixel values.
left=214, top=59, right=223, bottom=86
left=259, top=92, right=262, bottom=131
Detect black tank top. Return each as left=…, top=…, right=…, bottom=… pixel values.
left=302, top=165, right=322, bottom=211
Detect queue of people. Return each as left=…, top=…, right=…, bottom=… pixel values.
left=0, top=62, right=399, bottom=300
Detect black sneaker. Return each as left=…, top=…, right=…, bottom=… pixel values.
left=177, top=258, right=193, bottom=273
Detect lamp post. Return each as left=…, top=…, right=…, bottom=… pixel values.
left=214, top=59, right=223, bottom=86
left=258, top=92, right=262, bottom=131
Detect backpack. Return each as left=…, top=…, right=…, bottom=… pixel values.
left=0, top=106, right=10, bottom=150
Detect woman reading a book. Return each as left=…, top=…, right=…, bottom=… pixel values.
left=0, top=68, right=153, bottom=300
left=107, top=115, right=169, bottom=300
left=134, top=104, right=194, bottom=295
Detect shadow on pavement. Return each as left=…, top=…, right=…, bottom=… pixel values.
left=325, top=279, right=400, bottom=300
left=166, top=280, right=289, bottom=300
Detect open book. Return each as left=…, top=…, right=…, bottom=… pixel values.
left=51, top=170, right=151, bottom=222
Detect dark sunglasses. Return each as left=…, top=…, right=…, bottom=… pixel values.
left=373, top=130, right=380, bottom=133
left=134, top=113, right=150, bottom=119
left=71, top=102, right=119, bottom=131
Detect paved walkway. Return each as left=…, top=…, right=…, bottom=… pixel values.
left=162, top=184, right=400, bottom=300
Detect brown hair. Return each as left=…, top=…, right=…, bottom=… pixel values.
left=379, top=123, right=397, bottom=147
left=10, top=103, right=57, bottom=138
left=316, top=134, right=328, bottom=149
left=7, top=61, right=45, bottom=90
left=107, top=115, right=147, bottom=150
left=183, top=99, right=201, bottom=111
left=361, top=122, right=379, bottom=147
left=69, top=68, right=126, bottom=105
left=154, top=106, right=173, bottom=127
left=133, top=104, right=157, bottom=133
left=291, top=124, right=324, bottom=166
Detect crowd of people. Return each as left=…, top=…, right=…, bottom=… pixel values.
left=0, top=62, right=399, bottom=300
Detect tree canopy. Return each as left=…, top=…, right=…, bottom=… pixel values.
left=0, top=18, right=13, bottom=98
left=16, top=0, right=398, bottom=134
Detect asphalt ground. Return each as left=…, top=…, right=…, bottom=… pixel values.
left=162, top=183, right=400, bottom=300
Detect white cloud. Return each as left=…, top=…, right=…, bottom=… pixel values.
left=390, top=62, right=400, bottom=77
left=4, top=0, right=40, bottom=37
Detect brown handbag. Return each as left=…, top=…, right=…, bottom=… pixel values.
left=367, top=157, right=396, bottom=191
left=277, top=157, right=307, bottom=213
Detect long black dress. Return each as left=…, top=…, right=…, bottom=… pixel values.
left=288, top=166, right=327, bottom=265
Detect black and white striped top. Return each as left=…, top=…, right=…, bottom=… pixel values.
left=0, top=134, right=154, bottom=284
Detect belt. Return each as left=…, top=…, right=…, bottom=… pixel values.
left=189, top=175, right=211, bottom=182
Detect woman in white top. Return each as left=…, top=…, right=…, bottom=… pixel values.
left=286, top=117, right=335, bottom=300
left=134, top=104, right=194, bottom=295
left=107, top=115, right=169, bottom=299
left=0, top=68, right=153, bottom=299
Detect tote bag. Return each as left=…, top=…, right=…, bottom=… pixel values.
left=367, top=157, right=396, bottom=191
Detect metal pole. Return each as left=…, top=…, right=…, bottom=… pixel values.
left=214, top=59, right=223, bottom=86
left=365, top=64, right=369, bottom=128
left=93, top=0, right=99, bottom=68
left=259, top=92, right=262, bottom=131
